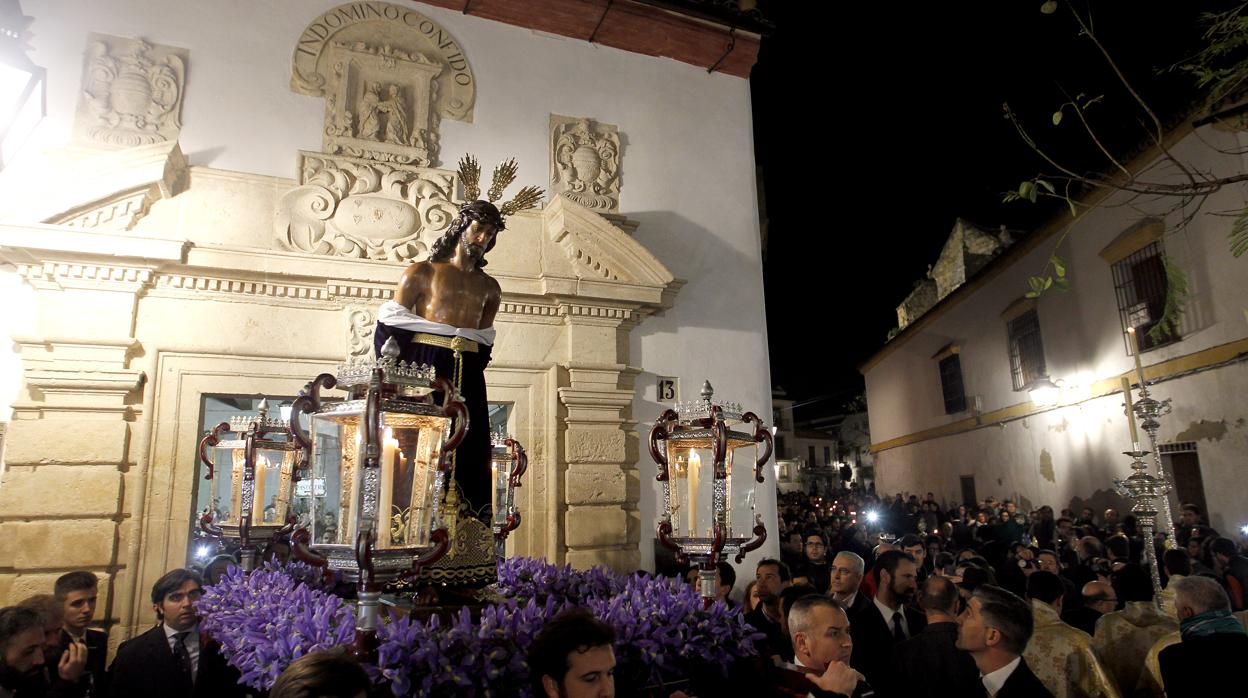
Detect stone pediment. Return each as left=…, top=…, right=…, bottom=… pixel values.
left=541, top=194, right=672, bottom=289
left=0, top=141, right=188, bottom=232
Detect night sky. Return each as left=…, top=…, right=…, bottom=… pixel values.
left=751, top=1, right=1217, bottom=418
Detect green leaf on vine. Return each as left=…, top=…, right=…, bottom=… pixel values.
left=1231, top=205, right=1248, bottom=257
left=1038, top=179, right=1056, bottom=194
left=1040, top=1, right=1058, bottom=14
left=1051, top=254, right=1066, bottom=277
left=1147, top=255, right=1189, bottom=343
left=1019, top=181, right=1037, bottom=203
left=1052, top=110, right=1063, bottom=125
left=1054, top=276, right=1071, bottom=290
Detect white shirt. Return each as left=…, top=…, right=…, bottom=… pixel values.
left=833, top=590, right=858, bottom=609
left=980, top=656, right=1021, bottom=698
left=873, top=594, right=909, bottom=639
left=163, top=622, right=201, bottom=683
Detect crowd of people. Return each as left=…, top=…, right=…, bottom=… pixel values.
left=726, top=487, right=1248, bottom=697
left=4, top=485, right=1248, bottom=697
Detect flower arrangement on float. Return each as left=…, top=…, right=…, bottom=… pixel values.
left=198, top=557, right=765, bottom=696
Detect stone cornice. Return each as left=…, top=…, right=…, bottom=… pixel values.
left=3, top=193, right=682, bottom=318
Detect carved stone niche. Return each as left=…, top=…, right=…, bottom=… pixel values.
left=275, top=151, right=459, bottom=262
left=324, top=42, right=441, bottom=165
left=73, top=33, right=187, bottom=149
left=550, top=115, right=622, bottom=214
left=290, top=2, right=477, bottom=167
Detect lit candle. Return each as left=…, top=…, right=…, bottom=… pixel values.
left=1127, top=327, right=1147, bottom=388
left=687, top=449, right=700, bottom=536
left=252, top=454, right=267, bottom=525
left=491, top=461, right=499, bottom=524
left=379, top=428, right=397, bottom=547
left=1120, top=376, right=1139, bottom=447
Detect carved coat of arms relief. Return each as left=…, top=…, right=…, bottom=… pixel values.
left=74, top=34, right=188, bottom=148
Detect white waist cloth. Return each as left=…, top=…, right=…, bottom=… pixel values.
left=377, top=300, right=496, bottom=346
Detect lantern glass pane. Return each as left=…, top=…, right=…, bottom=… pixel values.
left=662, top=429, right=764, bottom=540
left=308, top=410, right=359, bottom=547
left=664, top=441, right=714, bottom=538
left=377, top=412, right=450, bottom=550
left=252, top=448, right=295, bottom=526
left=209, top=445, right=243, bottom=526
left=491, top=445, right=511, bottom=528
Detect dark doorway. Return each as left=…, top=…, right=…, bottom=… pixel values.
left=1163, top=451, right=1208, bottom=517
left=960, top=475, right=977, bottom=506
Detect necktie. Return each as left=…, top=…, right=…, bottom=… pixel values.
left=172, top=631, right=193, bottom=679
left=891, top=611, right=906, bottom=642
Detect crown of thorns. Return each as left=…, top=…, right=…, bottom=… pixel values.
left=457, top=155, right=544, bottom=217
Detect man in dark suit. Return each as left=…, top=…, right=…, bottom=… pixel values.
left=890, top=575, right=984, bottom=697
left=1159, top=575, right=1248, bottom=698
left=828, top=552, right=871, bottom=618
left=106, top=569, right=245, bottom=698
left=745, top=559, right=794, bottom=662
left=955, top=584, right=1052, bottom=698
left=1059, top=580, right=1115, bottom=636
left=848, top=549, right=926, bottom=692
left=53, top=571, right=108, bottom=696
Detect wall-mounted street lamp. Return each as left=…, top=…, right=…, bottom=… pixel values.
left=0, top=1, right=45, bottom=169
left=1027, top=376, right=1061, bottom=408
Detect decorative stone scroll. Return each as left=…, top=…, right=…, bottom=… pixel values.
left=73, top=34, right=187, bottom=148
left=550, top=115, right=622, bottom=213
left=346, top=306, right=377, bottom=360
left=290, top=2, right=476, bottom=166
left=275, top=152, right=458, bottom=262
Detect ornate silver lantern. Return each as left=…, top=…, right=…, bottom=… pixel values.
left=491, top=435, right=528, bottom=557
left=648, top=380, right=772, bottom=606
left=290, top=337, right=467, bottom=658
left=197, top=399, right=302, bottom=571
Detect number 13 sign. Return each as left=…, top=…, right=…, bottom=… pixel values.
left=657, top=377, right=678, bottom=402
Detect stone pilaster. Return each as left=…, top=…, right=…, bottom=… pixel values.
left=0, top=257, right=152, bottom=630
left=559, top=305, right=643, bottom=571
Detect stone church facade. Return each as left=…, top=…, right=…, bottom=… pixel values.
left=0, top=0, right=775, bottom=646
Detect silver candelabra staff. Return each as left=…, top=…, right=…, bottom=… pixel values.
left=1132, top=380, right=1177, bottom=542
left=1124, top=325, right=1177, bottom=544
left=1115, top=446, right=1168, bottom=609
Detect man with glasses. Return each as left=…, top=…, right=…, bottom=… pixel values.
left=106, top=569, right=244, bottom=697
left=796, top=532, right=832, bottom=594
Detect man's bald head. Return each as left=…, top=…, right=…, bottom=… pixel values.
left=1082, top=580, right=1116, bottom=613
left=919, top=575, right=960, bottom=617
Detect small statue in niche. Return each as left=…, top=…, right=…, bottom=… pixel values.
left=357, top=82, right=383, bottom=140
left=356, top=82, right=410, bottom=146
left=382, top=84, right=410, bottom=145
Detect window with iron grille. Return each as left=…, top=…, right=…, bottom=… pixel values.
left=1111, top=241, right=1176, bottom=352
left=1007, top=309, right=1047, bottom=391
left=938, top=354, right=967, bottom=414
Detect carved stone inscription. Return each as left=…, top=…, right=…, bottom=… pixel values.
left=550, top=115, right=621, bottom=213
left=275, top=152, right=458, bottom=262
left=73, top=34, right=188, bottom=148
left=290, top=2, right=476, bottom=167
